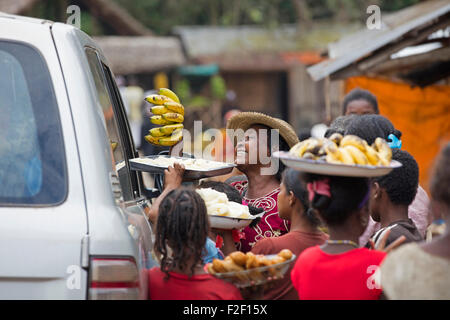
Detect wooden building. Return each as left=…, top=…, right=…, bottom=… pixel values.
left=307, top=0, right=450, bottom=190
left=174, top=23, right=361, bottom=133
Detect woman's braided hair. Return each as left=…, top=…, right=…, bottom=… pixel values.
left=154, top=188, right=209, bottom=279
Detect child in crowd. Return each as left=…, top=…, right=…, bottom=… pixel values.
left=251, top=168, right=328, bottom=300
left=342, top=88, right=379, bottom=115
left=147, top=188, right=243, bottom=300
left=368, top=149, right=422, bottom=248
left=328, top=114, right=431, bottom=244
left=290, top=174, right=399, bottom=300
left=380, top=142, right=450, bottom=299
left=146, top=164, right=224, bottom=265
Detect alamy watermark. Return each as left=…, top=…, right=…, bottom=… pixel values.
left=64, top=4, right=382, bottom=33
left=367, top=265, right=382, bottom=290
left=66, top=265, right=81, bottom=290
left=66, top=5, right=80, bottom=29
left=176, top=121, right=282, bottom=176
left=366, top=5, right=381, bottom=30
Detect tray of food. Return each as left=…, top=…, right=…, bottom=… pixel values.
left=273, top=134, right=402, bottom=177
left=196, top=188, right=263, bottom=230
left=205, top=249, right=296, bottom=288
left=129, top=155, right=236, bottom=180
left=208, top=215, right=256, bottom=230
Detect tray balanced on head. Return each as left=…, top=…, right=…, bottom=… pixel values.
left=273, top=151, right=402, bottom=177
left=273, top=134, right=402, bottom=177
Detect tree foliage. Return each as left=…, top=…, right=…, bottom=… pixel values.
left=112, top=0, right=421, bottom=35
left=28, top=0, right=422, bottom=36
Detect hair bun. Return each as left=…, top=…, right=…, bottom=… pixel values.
left=306, top=207, right=316, bottom=219
left=393, top=129, right=402, bottom=139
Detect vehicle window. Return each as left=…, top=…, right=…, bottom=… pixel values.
left=84, top=47, right=134, bottom=200
left=101, top=63, right=142, bottom=198
left=0, top=41, right=67, bottom=205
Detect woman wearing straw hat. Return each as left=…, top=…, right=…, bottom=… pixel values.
left=222, top=112, right=299, bottom=253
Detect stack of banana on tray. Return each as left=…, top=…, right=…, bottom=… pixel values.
left=289, top=133, right=392, bottom=166
left=144, top=88, right=184, bottom=147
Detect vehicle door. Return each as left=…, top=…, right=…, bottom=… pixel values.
left=84, top=47, right=157, bottom=275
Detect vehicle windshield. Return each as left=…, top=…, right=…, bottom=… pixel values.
left=0, top=41, right=67, bottom=205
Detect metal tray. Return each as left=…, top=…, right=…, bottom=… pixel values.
left=273, top=151, right=402, bottom=177
left=129, top=155, right=236, bottom=180
left=208, top=215, right=255, bottom=230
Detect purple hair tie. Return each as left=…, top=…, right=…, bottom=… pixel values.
left=358, top=189, right=371, bottom=209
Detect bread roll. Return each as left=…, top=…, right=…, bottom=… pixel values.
left=254, top=255, right=269, bottom=268
left=245, top=252, right=256, bottom=269
left=277, top=249, right=293, bottom=260
left=268, top=256, right=285, bottom=276
left=207, top=263, right=216, bottom=275
left=212, top=259, right=228, bottom=273
left=222, top=260, right=244, bottom=272
left=271, top=256, right=286, bottom=265
left=229, top=251, right=247, bottom=267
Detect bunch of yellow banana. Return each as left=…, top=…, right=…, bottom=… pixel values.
left=145, top=128, right=183, bottom=147
left=289, top=134, right=392, bottom=166
left=144, top=88, right=185, bottom=146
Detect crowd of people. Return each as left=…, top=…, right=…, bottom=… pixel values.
left=144, top=88, right=449, bottom=300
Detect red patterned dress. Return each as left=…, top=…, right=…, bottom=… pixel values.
left=230, top=180, right=290, bottom=252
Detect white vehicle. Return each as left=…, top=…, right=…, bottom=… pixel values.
left=0, top=12, right=157, bottom=299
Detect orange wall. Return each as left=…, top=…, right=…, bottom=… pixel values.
left=345, top=76, right=450, bottom=192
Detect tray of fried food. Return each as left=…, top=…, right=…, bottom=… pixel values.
left=273, top=133, right=402, bottom=177
left=205, top=249, right=295, bottom=288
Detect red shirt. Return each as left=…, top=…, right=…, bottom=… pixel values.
left=251, top=230, right=328, bottom=300
left=291, top=246, right=386, bottom=300
left=148, top=267, right=243, bottom=300
left=231, top=180, right=289, bottom=252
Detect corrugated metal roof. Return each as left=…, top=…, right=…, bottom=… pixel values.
left=0, top=0, right=39, bottom=15
left=173, top=23, right=361, bottom=58
left=307, top=0, right=450, bottom=81
left=174, top=25, right=299, bottom=57
left=93, top=36, right=186, bottom=75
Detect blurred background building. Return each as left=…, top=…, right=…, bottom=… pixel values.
left=1, top=0, right=449, bottom=190
left=308, top=0, right=450, bottom=191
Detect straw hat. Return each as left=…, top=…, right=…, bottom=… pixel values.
left=226, top=112, right=299, bottom=148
